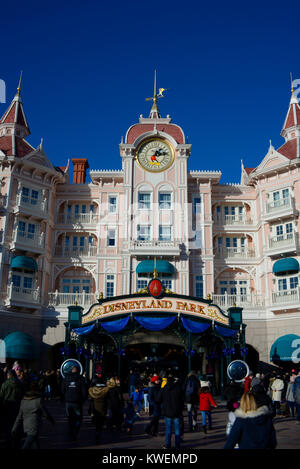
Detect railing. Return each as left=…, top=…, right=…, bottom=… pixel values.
left=56, top=213, right=99, bottom=224
left=265, top=196, right=292, bottom=214
left=48, top=291, right=96, bottom=307
left=212, top=293, right=265, bottom=308
left=13, top=230, right=45, bottom=249
left=271, top=288, right=300, bottom=305
left=17, top=194, right=47, bottom=213
left=133, top=239, right=178, bottom=248
left=54, top=245, right=97, bottom=257
left=269, top=232, right=295, bottom=249
left=215, top=247, right=256, bottom=259
left=215, top=215, right=252, bottom=225
left=7, top=285, right=40, bottom=303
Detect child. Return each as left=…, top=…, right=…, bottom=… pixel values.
left=226, top=399, right=240, bottom=448
left=124, top=401, right=139, bottom=433
left=199, top=386, right=217, bottom=433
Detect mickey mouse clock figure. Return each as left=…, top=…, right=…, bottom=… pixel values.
left=136, top=137, right=174, bottom=173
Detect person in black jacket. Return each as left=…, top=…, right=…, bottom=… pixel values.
left=145, top=375, right=161, bottom=436
left=184, top=371, right=200, bottom=431
left=61, top=366, right=87, bottom=441
left=106, top=377, right=124, bottom=431
left=157, top=373, right=185, bottom=449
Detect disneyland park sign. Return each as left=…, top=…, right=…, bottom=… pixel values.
left=81, top=294, right=229, bottom=326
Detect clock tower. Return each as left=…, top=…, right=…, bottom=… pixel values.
left=119, top=72, right=192, bottom=296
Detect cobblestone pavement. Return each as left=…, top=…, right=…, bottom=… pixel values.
left=2, top=396, right=297, bottom=450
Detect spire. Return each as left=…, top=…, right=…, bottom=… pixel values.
left=0, top=74, right=33, bottom=158
left=145, top=70, right=168, bottom=119
left=281, top=75, right=300, bottom=137
left=277, top=76, right=300, bottom=160
left=0, top=72, right=30, bottom=137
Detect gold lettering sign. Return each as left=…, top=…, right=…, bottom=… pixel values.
left=82, top=296, right=229, bottom=326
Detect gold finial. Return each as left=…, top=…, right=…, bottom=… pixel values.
left=153, top=256, right=158, bottom=279
left=290, top=72, right=294, bottom=94
left=146, top=70, right=167, bottom=104
left=17, top=70, right=23, bottom=96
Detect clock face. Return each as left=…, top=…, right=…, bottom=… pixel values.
left=136, top=138, right=174, bottom=172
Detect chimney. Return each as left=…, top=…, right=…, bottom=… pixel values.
left=72, top=158, right=89, bottom=184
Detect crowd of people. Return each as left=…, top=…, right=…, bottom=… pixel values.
left=1, top=360, right=300, bottom=450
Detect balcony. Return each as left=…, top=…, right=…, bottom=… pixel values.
left=56, top=213, right=99, bottom=225
left=5, top=284, right=40, bottom=306
left=53, top=245, right=97, bottom=258
left=212, top=293, right=265, bottom=309
left=271, top=288, right=300, bottom=311
left=16, top=193, right=47, bottom=218
left=264, top=196, right=296, bottom=221
left=48, top=291, right=96, bottom=307
left=130, top=239, right=181, bottom=256
left=214, top=246, right=256, bottom=260
left=12, top=229, right=45, bottom=253
left=267, top=232, right=298, bottom=257
left=214, top=214, right=253, bottom=226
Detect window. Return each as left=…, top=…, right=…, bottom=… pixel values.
left=137, top=279, right=148, bottom=291
left=195, top=275, right=203, bottom=298
left=159, top=193, right=171, bottom=209
left=12, top=274, right=21, bottom=287
left=106, top=274, right=115, bottom=297
left=137, top=225, right=151, bottom=241
left=290, top=277, right=298, bottom=290
left=278, top=278, right=287, bottom=291
left=272, top=188, right=290, bottom=207
left=21, top=186, right=39, bottom=205
left=23, top=277, right=33, bottom=289
left=138, top=193, right=151, bottom=210
left=62, top=276, right=91, bottom=294
left=162, top=279, right=172, bottom=290
left=159, top=225, right=172, bottom=241
left=107, top=229, right=116, bottom=246
left=275, top=222, right=293, bottom=240
left=18, top=220, right=36, bottom=240
left=193, top=197, right=201, bottom=214
left=108, top=196, right=117, bottom=213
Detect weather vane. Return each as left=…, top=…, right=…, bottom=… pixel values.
left=146, top=70, right=168, bottom=104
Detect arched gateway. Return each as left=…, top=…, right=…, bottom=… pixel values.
left=63, top=276, right=246, bottom=396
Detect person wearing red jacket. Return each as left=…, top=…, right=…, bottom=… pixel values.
left=243, top=373, right=253, bottom=393
left=199, top=386, right=217, bottom=433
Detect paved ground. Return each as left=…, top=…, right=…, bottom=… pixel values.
left=2, top=396, right=298, bottom=451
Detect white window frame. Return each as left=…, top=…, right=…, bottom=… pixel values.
left=106, top=274, right=115, bottom=297
left=138, top=192, right=151, bottom=210
left=108, top=195, right=117, bottom=213
left=107, top=228, right=116, bottom=246
left=158, top=192, right=172, bottom=210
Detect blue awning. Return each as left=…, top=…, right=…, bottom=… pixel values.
left=3, top=332, right=38, bottom=359
left=273, top=258, right=299, bottom=276
left=73, top=324, right=95, bottom=335
left=181, top=317, right=211, bottom=333
left=10, top=256, right=38, bottom=271
left=270, top=334, right=300, bottom=362
left=134, top=315, right=176, bottom=330
left=136, top=260, right=175, bottom=274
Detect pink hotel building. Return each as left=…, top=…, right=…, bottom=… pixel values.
left=0, top=82, right=300, bottom=369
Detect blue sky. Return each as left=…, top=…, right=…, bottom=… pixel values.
left=1, top=0, right=300, bottom=183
